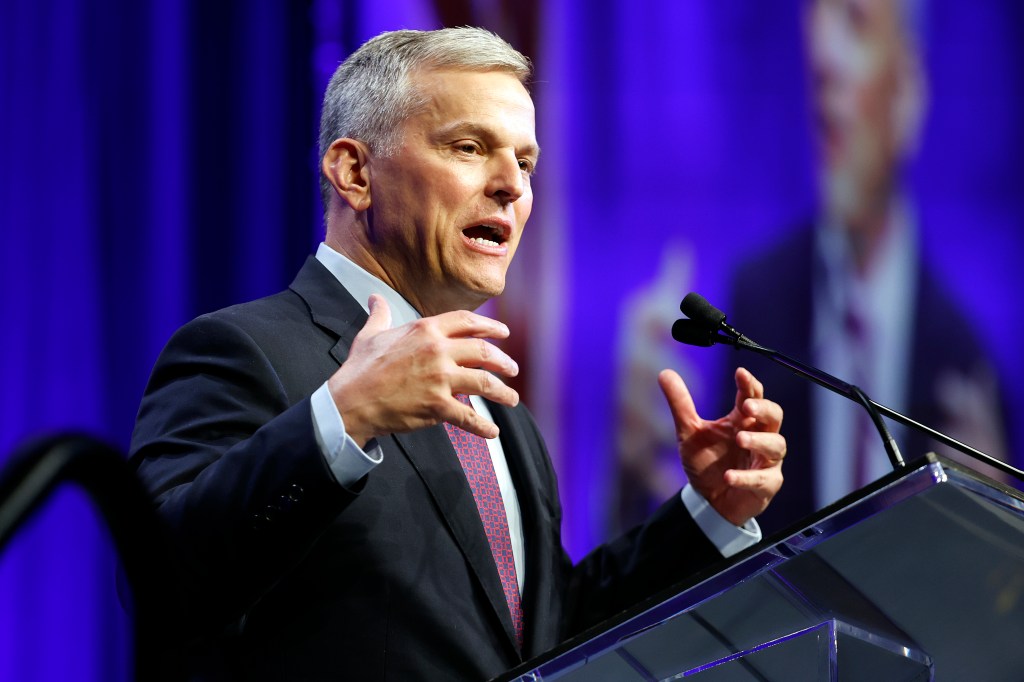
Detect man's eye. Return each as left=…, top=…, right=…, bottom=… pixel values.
left=457, top=143, right=480, bottom=154
left=519, top=159, right=535, bottom=174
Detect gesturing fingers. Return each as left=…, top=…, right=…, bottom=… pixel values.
left=733, top=367, right=764, bottom=411
left=440, top=371, right=519, bottom=440
left=449, top=336, right=519, bottom=379
left=451, top=367, right=520, bottom=409
left=445, top=394, right=502, bottom=440
left=432, top=309, right=511, bottom=341
left=335, top=303, right=528, bottom=443
left=736, top=431, right=787, bottom=464
left=411, top=316, right=521, bottom=404
left=400, top=311, right=518, bottom=382
left=739, top=398, right=784, bottom=433
left=723, top=466, right=783, bottom=500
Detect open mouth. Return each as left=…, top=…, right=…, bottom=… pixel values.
left=462, top=224, right=508, bottom=248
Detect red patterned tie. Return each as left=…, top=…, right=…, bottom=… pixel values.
left=443, top=393, right=523, bottom=648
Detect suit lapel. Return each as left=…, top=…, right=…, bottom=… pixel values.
left=288, top=256, right=366, bottom=367
left=289, top=255, right=528, bottom=655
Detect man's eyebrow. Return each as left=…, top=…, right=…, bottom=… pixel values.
left=524, top=143, right=542, bottom=163
left=436, top=121, right=541, bottom=160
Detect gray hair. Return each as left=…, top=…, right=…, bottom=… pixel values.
left=317, top=27, right=532, bottom=214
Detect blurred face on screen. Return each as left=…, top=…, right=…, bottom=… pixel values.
left=805, top=0, right=923, bottom=245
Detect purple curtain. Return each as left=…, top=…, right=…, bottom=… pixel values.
left=0, top=0, right=317, bottom=678
left=1, top=0, right=1021, bottom=677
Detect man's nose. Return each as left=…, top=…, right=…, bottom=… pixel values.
left=486, top=151, right=525, bottom=204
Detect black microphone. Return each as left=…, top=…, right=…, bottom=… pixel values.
left=680, top=293, right=747, bottom=343
left=673, top=292, right=1024, bottom=480
left=680, top=292, right=725, bottom=326
left=670, top=319, right=718, bottom=347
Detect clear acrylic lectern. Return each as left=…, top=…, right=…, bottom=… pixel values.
left=496, top=454, right=1024, bottom=681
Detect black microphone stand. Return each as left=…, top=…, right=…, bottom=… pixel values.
left=672, top=317, right=1023, bottom=481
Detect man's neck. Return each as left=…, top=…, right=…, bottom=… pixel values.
left=323, top=233, right=488, bottom=318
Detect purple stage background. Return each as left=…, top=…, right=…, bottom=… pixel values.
left=1, top=0, right=1021, bottom=678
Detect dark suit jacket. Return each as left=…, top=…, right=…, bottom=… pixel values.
left=131, top=257, right=722, bottom=680
left=727, top=227, right=1006, bottom=535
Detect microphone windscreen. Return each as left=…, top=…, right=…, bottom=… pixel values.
left=671, top=319, right=717, bottom=347
left=680, top=292, right=726, bottom=327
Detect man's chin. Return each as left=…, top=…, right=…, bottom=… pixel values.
left=419, top=280, right=505, bottom=315
left=459, top=278, right=506, bottom=309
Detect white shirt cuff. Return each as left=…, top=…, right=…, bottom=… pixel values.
left=311, top=381, right=383, bottom=487
left=681, top=483, right=761, bottom=558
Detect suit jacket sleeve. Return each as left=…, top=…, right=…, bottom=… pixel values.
left=563, top=494, right=722, bottom=638
left=130, top=309, right=354, bottom=631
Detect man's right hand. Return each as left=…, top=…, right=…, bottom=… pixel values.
left=328, top=294, right=520, bottom=447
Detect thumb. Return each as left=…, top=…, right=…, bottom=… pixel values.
left=361, top=294, right=393, bottom=335
left=658, top=369, right=700, bottom=439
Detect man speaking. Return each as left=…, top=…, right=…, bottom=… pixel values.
left=131, top=27, right=786, bottom=680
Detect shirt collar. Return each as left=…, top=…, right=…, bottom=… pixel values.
left=315, top=242, right=422, bottom=326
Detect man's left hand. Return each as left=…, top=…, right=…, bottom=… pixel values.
left=659, top=367, right=785, bottom=526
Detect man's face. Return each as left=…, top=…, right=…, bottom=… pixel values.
left=806, top=0, right=913, bottom=229
left=365, top=68, right=538, bottom=317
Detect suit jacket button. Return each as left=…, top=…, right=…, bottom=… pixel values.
left=251, top=513, right=270, bottom=532
left=263, top=504, right=283, bottom=523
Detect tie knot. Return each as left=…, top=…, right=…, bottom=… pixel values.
left=454, top=393, right=473, bottom=407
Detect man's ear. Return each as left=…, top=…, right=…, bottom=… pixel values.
left=322, top=138, right=372, bottom=212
